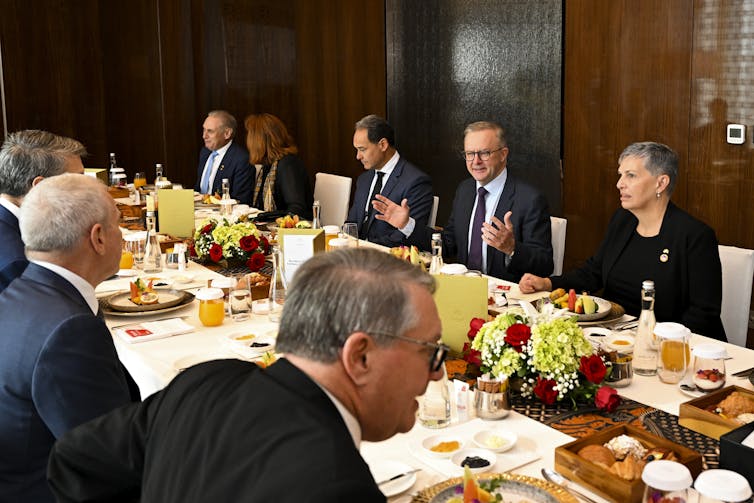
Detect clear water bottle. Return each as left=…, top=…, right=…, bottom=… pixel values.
left=155, top=163, right=164, bottom=183
left=419, top=364, right=451, bottom=428
left=220, top=178, right=233, bottom=217
left=311, top=200, right=321, bottom=229
left=108, top=152, right=118, bottom=186
left=634, top=280, right=658, bottom=376
left=143, top=212, right=163, bottom=273
left=268, top=246, right=286, bottom=323
left=429, top=232, right=443, bottom=274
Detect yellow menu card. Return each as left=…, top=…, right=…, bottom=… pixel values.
left=433, top=274, right=489, bottom=354
left=157, top=189, right=194, bottom=237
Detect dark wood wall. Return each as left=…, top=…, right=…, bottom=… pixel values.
left=0, top=0, right=386, bottom=188
left=563, top=0, right=754, bottom=270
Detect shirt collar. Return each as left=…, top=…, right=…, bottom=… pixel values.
left=477, top=167, right=507, bottom=196
left=378, top=150, right=400, bottom=175
left=29, top=260, right=99, bottom=315
left=214, top=139, right=233, bottom=157
left=0, top=197, right=21, bottom=218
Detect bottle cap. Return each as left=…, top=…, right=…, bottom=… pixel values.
left=642, top=280, right=655, bottom=290
left=641, top=460, right=692, bottom=491
left=654, top=322, right=690, bottom=341
left=694, top=469, right=752, bottom=501
left=692, top=343, right=728, bottom=359
left=432, top=233, right=442, bottom=240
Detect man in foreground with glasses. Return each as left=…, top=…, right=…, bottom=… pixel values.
left=373, top=120, right=553, bottom=281
left=48, top=248, right=446, bottom=502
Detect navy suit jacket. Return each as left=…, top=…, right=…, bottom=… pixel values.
left=0, top=264, right=138, bottom=503
left=195, top=140, right=254, bottom=205
left=48, top=359, right=385, bottom=503
left=413, top=173, right=553, bottom=282
left=0, top=205, right=27, bottom=291
left=346, top=157, right=433, bottom=247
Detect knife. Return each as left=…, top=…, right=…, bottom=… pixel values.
left=376, top=468, right=420, bottom=485
left=732, top=366, right=754, bottom=377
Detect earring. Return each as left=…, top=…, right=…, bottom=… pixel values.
left=656, top=192, right=661, bottom=199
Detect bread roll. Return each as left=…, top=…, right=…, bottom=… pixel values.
left=577, top=444, right=616, bottom=468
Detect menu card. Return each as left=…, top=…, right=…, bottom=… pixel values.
left=277, top=228, right=325, bottom=284
left=113, top=318, right=194, bottom=344
left=433, top=274, right=488, bottom=353
left=157, top=189, right=194, bottom=237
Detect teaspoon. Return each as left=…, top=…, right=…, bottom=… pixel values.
left=541, top=468, right=601, bottom=503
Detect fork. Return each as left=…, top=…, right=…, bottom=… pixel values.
left=731, top=366, right=754, bottom=377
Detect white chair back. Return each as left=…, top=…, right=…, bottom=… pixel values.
left=429, top=196, right=439, bottom=228
left=313, top=172, right=352, bottom=228
left=718, top=245, right=754, bottom=347
left=550, top=216, right=567, bottom=276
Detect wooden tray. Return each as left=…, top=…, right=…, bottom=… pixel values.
left=678, top=385, right=754, bottom=439
left=554, top=424, right=702, bottom=503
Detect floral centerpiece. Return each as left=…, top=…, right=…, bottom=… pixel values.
left=464, top=303, right=619, bottom=410
left=191, top=217, right=270, bottom=272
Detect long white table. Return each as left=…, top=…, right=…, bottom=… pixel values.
left=101, top=261, right=754, bottom=502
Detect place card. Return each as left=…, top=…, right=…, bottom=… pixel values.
left=113, top=318, right=194, bottom=344
left=277, top=228, right=325, bottom=284
left=157, top=189, right=194, bottom=237
left=433, top=274, right=488, bottom=353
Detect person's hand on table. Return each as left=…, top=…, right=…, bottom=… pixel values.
left=373, top=194, right=410, bottom=229
left=482, top=212, right=515, bottom=255
left=519, top=273, right=551, bottom=294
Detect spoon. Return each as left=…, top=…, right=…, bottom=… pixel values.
left=541, top=468, right=601, bottom=503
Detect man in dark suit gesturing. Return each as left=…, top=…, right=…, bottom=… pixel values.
left=373, top=121, right=553, bottom=281
left=48, top=248, right=447, bottom=502
left=0, top=174, right=138, bottom=502
left=346, top=115, right=433, bottom=247
left=195, top=110, right=254, bottom=204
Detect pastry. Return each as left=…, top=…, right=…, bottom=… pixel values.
left=604, top=434, right=647, bottom=460
left=643, top=447, right=677, bottom=462
left=609, top=454, right=645, bottom=481
left=716, top=391, right=754, bottom=417
left=577, top=444, right=616, bottom=468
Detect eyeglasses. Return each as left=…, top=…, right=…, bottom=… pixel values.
left=370, top=332, right=449, bottom=372
left=461, top=146, right=504, bottom=161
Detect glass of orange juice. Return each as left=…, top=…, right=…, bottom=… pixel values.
left=656, top=322, right=691, bottom=384
left=134, top=172, right=147, bottom=189
left=196, top=288, right=225, bottom=327
left=323, top=225, right=339, bottom=251
left=119, top=249, right=134, bottom=269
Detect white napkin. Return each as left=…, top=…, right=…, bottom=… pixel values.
left=113, top=318, right=194, bottom=344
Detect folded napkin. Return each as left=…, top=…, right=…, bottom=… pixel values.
left=113, top=318, right=194, bottom=344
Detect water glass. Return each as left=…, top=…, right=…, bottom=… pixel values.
left=419, top=366, right=451, bottom=428
left=124, top=232, right=147, bottom=269
left=341, top=223, right=359, bottom=247
left=230, top=274, right=252, bottom=322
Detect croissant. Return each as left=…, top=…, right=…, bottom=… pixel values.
left=609, top=454, right=645, bottom=481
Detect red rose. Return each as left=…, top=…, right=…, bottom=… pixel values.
left=594, top=386, right=620, bottom=412
left=209, top=243, right=223, bottom=262
left=468, top=317, right=486, bottom=340
left=246, top=252, right=266, bottom=272
left=259, top=236, right=270, bottom=254
left=239, top=235, right=259, bottom=252
left=201, top=223, right=214, bottom=234
left=462, top=342, right=482, bottom=366
left=579, top=354, right=607, bottom=384
left=533, top=377, right=558, bottom=404
left=188, top=243, right=197, bottom=257
left=504, top=323, right=531, bottom=352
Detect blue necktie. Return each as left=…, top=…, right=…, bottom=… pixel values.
left=201, top=151, right=219, bottom=194
left=467, top=187, right=487, bottom=271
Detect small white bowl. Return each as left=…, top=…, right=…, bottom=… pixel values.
left=172, top=273, right=195, bottom=284
left=421, top=434, right=465, bottom=458
left=582, top=327, right=612, bottom=338
left=451, top=448, right=497, bottom=474
left=472, top=429, right=517, bottom=453
left=605, top=333, right=635, bottom=352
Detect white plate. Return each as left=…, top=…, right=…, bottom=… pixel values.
left=369, top=459, right=417, bottom=497
left=450, top=448, right=497, bottom=474
left=117, top=269, right=139, bottom=277
left=421, top=434, right=465, bottom=458
left=473, top=429, right=517, bottom=453
left=139, top=276, right=173, bottom=289
left=222, top=331, right=276, bottom=359
left=172, top=273, right=196, bottom=284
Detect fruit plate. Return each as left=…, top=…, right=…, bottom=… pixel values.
left=411, top=473, right=577, bottom=503
left=572, top=296, right=612, bottom=321
left=102, top=289, right=194, bottom=313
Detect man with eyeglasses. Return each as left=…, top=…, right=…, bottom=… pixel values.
left=48, top=248, right=446, bottom=502
left=373, top=120, right=553, bottom=281
left=345, top=114, right=434, bottom=247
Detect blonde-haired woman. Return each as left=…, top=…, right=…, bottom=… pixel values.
left=246, top=113, right=313, bottom=219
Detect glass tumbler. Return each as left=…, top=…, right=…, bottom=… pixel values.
left=655, top=322, right=691, bottom=384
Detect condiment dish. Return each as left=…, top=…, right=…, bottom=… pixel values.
left=421, top=434, right=464, bottom=458
left=451, top=448, right=496, bottom=474
left=472, top=429, right=517, bottom=453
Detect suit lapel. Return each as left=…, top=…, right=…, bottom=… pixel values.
left=364, top=162, right=401, bottom=235
left=456, top=181, right=476, bottom=261
left=487, top=174, right=516, bottom=272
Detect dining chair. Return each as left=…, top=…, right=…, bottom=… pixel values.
left=718, top=244, right=754, bottom=347
left=550, top=216, right=567, bottom=276
left=429, top=196, right=440, bottom=228
left=313, top=172, right=352, bottom=228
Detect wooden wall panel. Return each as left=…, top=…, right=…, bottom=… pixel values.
left=563, top=0, right=694, bottom=268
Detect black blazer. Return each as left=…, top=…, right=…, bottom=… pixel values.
left=0, top=204, right=27, bottom=291
left=253, top=154, right=314, bottom=219
left=551, top=203, right=726, bottom=341
left=48, top=359, right=386, bottom=503
left=412, top=173, right=553, bottom=282
left=195, top=140, right=254, bottom=205
left=346, top=157, right=433, bottom=248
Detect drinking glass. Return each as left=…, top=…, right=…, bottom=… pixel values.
left=124, top=232, right=147, bottom=269
left=133, top=172, right=147, bottom=189
left=230, top=274, right=252, bottom=322
left=341, top=223, right=359, bottom=247
left=211, top=277, right=235, bottom=318
left=656, top=322, right=691, bottom=384
left=119, top=249, right=134, bottom=270
left=196, top=288, right=225, bottom=327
